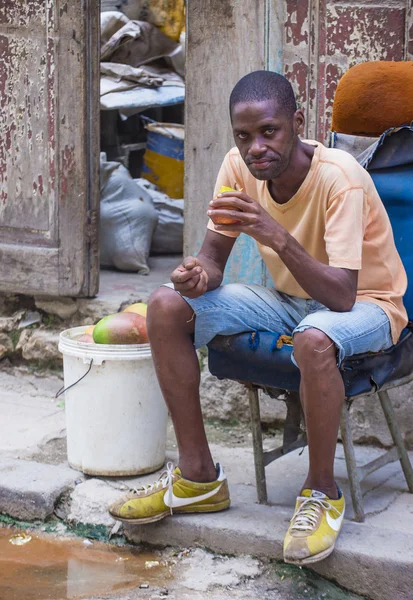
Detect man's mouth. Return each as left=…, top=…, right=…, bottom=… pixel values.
left=249, top=159, right=274, bottom=169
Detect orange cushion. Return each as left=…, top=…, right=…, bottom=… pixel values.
left=332, top=61, right=413, bottom=136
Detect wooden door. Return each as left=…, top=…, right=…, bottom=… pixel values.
left=0, top=0, right=100, bottom=297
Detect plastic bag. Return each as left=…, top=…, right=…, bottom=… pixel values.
left=100, top=155, right=158, bottom=273
left=135, top=178, right=183, bottom=254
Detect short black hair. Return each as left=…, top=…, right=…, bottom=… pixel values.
left=229, top=71, right=297, bottom=119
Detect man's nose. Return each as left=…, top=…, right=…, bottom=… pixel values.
left=249, top=138, right=266, bottom=156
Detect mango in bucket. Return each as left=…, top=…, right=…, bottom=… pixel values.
left=77, top=333, right=95, bottom=344
left=93, top=312, right=149, bottom=345
left=211, top=185, right=242, bottom=225
left=123, top=302, right=147, bottom=317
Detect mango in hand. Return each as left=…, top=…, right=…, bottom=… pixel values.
left=93, top=312, right=149, bottom=345
left=211, top=185, right=242, bottom=225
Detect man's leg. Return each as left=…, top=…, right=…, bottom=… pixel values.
left=293, top=328, right=343, bottom=499
left=147, top=286, right=216, bottom=483
left=147, top=283, right=298, bottom=483
left=292, top=302, right=393, bottom=496
left=283, top=303, right=392, bottom=565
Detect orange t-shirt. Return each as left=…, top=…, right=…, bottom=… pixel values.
left=207, top=141, right=408, bottom=344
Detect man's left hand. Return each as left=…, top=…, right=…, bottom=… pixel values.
left=208, top=191, right=287, bottom=251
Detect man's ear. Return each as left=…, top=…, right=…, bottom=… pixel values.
left=293, top=109, right=305, bottom=136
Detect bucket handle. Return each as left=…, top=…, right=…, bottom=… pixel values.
left=55, top=359, right=94, bottom=399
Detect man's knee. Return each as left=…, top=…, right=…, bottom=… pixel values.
left=147, top=287, right=194, bottom=329
left=293, top=328, right=336, bottom=369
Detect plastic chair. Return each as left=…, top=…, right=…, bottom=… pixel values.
left=207, top=124, right=413, bottom=523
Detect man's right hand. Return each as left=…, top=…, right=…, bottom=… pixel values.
left=170, top=256, right=209, bottom=299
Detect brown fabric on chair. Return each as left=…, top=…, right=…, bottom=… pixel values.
left=332, top=61, right=413, bottom=136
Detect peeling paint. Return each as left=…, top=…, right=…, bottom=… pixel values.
left=61, top=145, right=76, bottom=199
left=284, top=60, right=308, bottom=107
left=283, top=0, right=410, bottom=142
left=0, top=0, right=54, bottom=227
left=285, top=0, right=309, bottom=46
left=0, top=0, right=46, bottom=27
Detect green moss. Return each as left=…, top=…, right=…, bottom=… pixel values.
left=272, top=562, right=367, bottom=599
left=66, top=522, right=112, bottom=542
left=8, top=330, right=21, bottom=349
left=42, top=314, right=58, bottom=328
left=0, top=514, right=109, bottom=543
left=0, top=513, right=45, bottom=530
left=198, top=346, right=208, bottom=371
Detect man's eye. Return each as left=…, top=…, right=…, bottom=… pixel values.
left=264, top=128, right=275, bottom=135
left=237, top=133, right=248, bottom=140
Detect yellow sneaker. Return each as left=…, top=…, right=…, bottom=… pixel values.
left=109, top=462, right=230, bottom=524
left=283, top=488, right=345, bottom=565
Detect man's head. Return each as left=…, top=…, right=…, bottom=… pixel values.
left=229, top=71, right=305, bottom=180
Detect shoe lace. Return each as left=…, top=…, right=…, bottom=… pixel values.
left=290, top=497, right=341, bottom=532
left=131, top=461, right=175, bottom=513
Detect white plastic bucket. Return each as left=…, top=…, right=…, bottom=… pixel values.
left=58, top=326, right=168, bottom=476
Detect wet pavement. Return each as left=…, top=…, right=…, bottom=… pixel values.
left=0, top=528, right=172, bottom=600
left=0, top=527, right=365, bottom=600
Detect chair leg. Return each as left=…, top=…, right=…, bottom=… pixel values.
left=283, top=391, right=302, bottom=447
left=378, top=389, right=413, bottom=493
left=247, top=385, right=268, bottom=504
left=340, top=404, right=365, bottom=522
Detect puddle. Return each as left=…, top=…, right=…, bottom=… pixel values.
left=0, top=528, right=172, bottom=600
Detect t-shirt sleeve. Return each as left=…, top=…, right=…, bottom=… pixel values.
left=324, top=187, right=368, bottom=270
left=207, top=151, right=243, bottom=239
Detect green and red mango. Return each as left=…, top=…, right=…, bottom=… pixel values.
left=93, top=312, right=149, bottom=345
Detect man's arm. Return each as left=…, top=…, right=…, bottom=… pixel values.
left=209, top=191, right=358, bottom=312
left=170, top=230, right=236, bottom=298
left=276, top=235, right=358, bottom=312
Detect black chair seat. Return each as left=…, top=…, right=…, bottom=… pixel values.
left=208, top=327, right=413, bottom=397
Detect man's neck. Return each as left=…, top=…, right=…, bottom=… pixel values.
left=268, top=139, right=315, bottom=205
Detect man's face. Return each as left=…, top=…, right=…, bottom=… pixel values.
left=231, top=99, right=301, bottom=180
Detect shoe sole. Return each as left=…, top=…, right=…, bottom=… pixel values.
left=284, top=542, right=335, bottom=566
left=110, top=499, right=231, bottom=525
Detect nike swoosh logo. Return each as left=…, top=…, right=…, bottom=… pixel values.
left=326, top=509, right=344, bottom=532
left=164, top=483, right=223, bottom=508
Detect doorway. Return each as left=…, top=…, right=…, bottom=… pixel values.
left=97, top=1, right=186, bottom=297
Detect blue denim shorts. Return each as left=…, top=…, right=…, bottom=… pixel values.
left=164, top=283, right=393, bottom=366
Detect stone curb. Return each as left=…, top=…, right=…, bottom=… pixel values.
left=0, top=459, right=82, bottom=521
left=123, top=490, right=413, bottom=600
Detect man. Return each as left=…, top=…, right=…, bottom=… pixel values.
left=109, top=71, right=407, bottom=565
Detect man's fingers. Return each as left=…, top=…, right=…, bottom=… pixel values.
left=208, top=209, right=244, bottom=224
left=182, top=256, right=199, bottom=270
left=209, top=197, right=257, bottom=213
left=175, top=267, right=202, bottom=283
left=219, top=190, right=251, bottom=200
left=214, top=191, right=253, bottom=204
left=174, top=274, right=201, bottom=293
left=172, top=266, right=203, bottom=284
left=182, top=277, right=208, bottom=299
